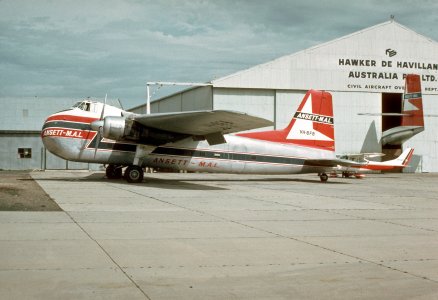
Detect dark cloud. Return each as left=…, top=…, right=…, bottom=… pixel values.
left=1, top=0, right=438, bottom=108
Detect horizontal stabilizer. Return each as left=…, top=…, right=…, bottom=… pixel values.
left=304, top=158, right=363, bottom=168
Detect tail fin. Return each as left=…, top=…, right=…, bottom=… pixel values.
left=379, top=148, right=414, bottom=167
left=237, top=90, right=335, bottom=151
left=285, top=90, right=334, bottom=150
left=362, top=148, right=414, bottom=170
left=399, top=148, right=415, bottom=167
left=402, top=74, right=424, bottom=127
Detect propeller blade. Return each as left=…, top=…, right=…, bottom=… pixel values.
left=100, top=94, right=107, bottom=120
left=93, top=94, right=107, bottom=157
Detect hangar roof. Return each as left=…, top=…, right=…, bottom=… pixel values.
left=210, top=20, right=438, bottom=94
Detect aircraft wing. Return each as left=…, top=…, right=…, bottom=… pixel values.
left=132, top=110, right=273, bottom=144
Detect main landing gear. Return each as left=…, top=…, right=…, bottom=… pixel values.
left=105, top=164, right=123, bottom=179
left=319, top=173, right=328, bottom=182
left=105, top=164, right=144, bottom=183
left=124, top=165, right=144, bottom=183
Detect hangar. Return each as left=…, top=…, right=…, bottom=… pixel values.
left=131, top=20, right=438, bottom=172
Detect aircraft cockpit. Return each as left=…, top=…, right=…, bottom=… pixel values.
left=69, top=98, right=124, bottom=117
left=72, top=100, right=93, bottom=112
left=71, top=100, right=105, bottom=114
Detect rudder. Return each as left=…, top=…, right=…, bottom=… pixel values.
left=402, top=74, right=424, bottom=127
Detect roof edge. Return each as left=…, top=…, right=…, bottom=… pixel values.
left=212, top=20, right=437, bottom=85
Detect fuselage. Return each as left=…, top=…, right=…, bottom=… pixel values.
left=42, top=104, right=337, bottom=175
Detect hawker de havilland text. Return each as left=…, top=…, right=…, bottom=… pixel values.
left=42, top=82, right=416, bottom=183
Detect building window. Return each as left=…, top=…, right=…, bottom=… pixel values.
left=18, top=148, right=32, bottom=158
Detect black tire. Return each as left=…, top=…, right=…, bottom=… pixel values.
left=106, top=164, right=123, bottom=179
left=124, top=166, right=144, bottom=183
left=320, top=173, right=328, bottom=182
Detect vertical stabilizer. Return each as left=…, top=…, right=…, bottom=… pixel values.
left=237, top=90, right=335, bottom=151
left=285, top=90, right=334, bottom=150
left=402, top=74, right=424, bottom=127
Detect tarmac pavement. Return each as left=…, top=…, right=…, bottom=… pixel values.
left=1, top=171, right=438, bottom=299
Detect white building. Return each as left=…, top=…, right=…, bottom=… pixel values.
left=132, top=20, right=438, bottom=172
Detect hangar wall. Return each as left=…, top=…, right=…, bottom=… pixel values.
left=213, top=88, right=275, bottom=130
left=404, top=94, right=438, bottom=172
left=0, top=134, right=43, bottom=170
left=130, top=86, right=213, bottom=114
left=331, top=91, right=382, bottom=154
left=275, top=91, right=306, bottom=129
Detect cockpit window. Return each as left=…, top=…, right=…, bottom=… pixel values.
left=72, top=101, right=91, bottom=111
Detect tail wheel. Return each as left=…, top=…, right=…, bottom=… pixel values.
left=320, top=173, right=328, bottom=182
left=106, top=164, right=123, bottom=179
left=124, top=166, right=144, bottom=183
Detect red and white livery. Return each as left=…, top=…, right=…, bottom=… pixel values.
left=42, top=89, right=411, bottom=183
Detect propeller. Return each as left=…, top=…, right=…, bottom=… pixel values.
left=90, top=94, right=107, bottom=158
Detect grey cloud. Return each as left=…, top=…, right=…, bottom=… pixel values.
left=1, top=0, right=438, bottom=108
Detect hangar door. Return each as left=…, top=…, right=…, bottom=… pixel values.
left=381, top=92, right=402, bottom=161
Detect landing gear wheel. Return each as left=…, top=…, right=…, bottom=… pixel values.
left=124, top=166, right=144, bottom=183
left=342, top=171, right=353, bottom=178
left=319, top=173, right=328, bottom=182
left=106, top=164, right=123, bottom=179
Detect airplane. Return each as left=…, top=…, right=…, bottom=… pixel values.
left=335, top=148, right=414, bottom=178
left=42, top=89, right=412, bottom=183
left=358, top=74, right=425, bottom=146
left=335, top=73, right=425, bottom=178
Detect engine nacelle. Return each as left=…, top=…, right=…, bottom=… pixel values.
left=101, top=115, right=189, bottom=145
left=102, top=116, right=127, bottom=140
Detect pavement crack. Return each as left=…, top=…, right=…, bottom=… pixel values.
left=62, top=210, right=152, bottom=300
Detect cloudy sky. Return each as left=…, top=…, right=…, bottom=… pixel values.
left=1, top=0, right=437, bottom=109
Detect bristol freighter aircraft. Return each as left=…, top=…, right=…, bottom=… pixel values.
left=41, top=89, right=412, bottom=183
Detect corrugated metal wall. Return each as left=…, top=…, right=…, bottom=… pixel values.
left=331, top=91, right=382, bottom=154
left=0, top=135, right=43, bottom=170
left=213, top=88, right=275, bottom=131
left=405, top=94, right=438, bottom=172
left=149, top=86, right=213, bottom=113
left=275, top=90, right=306, bottom=129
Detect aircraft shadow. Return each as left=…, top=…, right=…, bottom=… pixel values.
left=165, top=177, right=350, bottom=185
left=33, top=173, right=228, bottom=191
left=31, top=173, right=350, bottom=191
